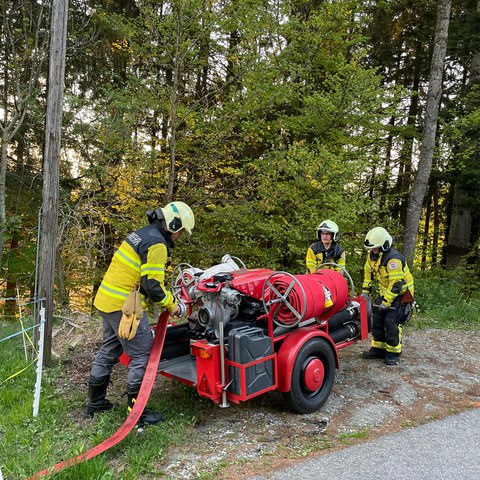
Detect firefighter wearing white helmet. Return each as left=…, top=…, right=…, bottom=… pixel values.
left=158, top=201, right=195, bottom=235
left=362, top=226, right=414, bottom=366
left=306, top=219, right=346, bottom=273
left=86, top=201, right=195, bottom=426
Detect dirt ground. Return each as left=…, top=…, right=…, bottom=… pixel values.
left=56, top=315, right=480, bottom=479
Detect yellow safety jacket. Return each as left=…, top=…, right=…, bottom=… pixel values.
left=306, top=242, right=346, bottom=273
left=94, top=224, right=177, bottom=313
left=362, top=248, right=414, bottom=307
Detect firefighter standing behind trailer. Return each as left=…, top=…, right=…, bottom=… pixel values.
left=85, top=201, right=195, bottom=426
left=306, top=219, right=346, bottom=273
left=361, top=227, right=414, bottom=366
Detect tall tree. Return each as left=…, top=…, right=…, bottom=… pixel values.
left=444, top=0, right=480, bottom=269
left=0, top=1, right=48, bottom=273
left=363, top=0, right=437, bottom=226
left=403, top=0, right=452, bottom=264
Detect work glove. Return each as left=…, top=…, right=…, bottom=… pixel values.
left=168, top=303, right=180, bottom=317
left=118, top=286, right=143, bottom=340
left=378, top=303, right=390, bottom=311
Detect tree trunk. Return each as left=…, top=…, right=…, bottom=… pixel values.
left=445, top=185, right=472, bottom=270
left=444, top=0, right=480, bottom=269
left=167, top=2, right=182, bottom=201
left=403, top=0, right=452, bottom=265
left=4, top=239, right=18, bottom=316
left=0, top=1, right=47, bottom=274
left=432, top=188, right=441, bottom=266
left=380, top=115, right=395, bottom=213
left=395, top=44, right=422, bottom=228
left=56, top=242, right=69, bottom=309
left=0, top=134, right=7, bottom=270
left=38, top=0, right=69, bottom=366
left=421, top=193, right=432, bottom=271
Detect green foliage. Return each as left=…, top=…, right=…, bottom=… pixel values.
left=49, top=0, right=400, bottom=307
left=413, top=267, right=480, bottom=329
left=4, top=0, right=480, bottom=312
left=443, top=84, right=480, bottom=209
left=3, top=170, right=42, bottom=292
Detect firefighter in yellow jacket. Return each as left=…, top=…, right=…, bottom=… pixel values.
left=361, top=227, right=414, bottom=366
left=306, top=220, right=346, bottom=273
left=85, top=201, right=195, bottom=425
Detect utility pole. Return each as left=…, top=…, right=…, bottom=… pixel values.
left=38, top=0, right=69, bottom=365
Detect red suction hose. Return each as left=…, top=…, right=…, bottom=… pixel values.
left=27, top=310, right=169, bottom=479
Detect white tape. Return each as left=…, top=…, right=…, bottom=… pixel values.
left=33, top=305, right=46, bottom=417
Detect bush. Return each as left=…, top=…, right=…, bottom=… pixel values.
left=413, top=267, right=480, bottom=329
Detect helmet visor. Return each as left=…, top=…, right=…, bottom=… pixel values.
left=364, top=238, right=377, bottom=249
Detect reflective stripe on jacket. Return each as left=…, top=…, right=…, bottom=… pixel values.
left=362, top=248, right=414, bottom=307
left=94, top=224, right=176, bottom=313
left=306, top=242, right=346, bottom=273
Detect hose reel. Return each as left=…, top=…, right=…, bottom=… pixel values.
left=261, top=271, right=308, bottom=328
left=262, top=270, right=350, bottom=328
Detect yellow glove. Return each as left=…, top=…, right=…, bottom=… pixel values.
left=118, top=312, right=141, bottom=340
left=118, top=287, right=143, bottom=340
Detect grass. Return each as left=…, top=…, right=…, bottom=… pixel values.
left=1, top=267, right=479, bottom=479
left=0, top=329, right=209, bottom=479
left=338, top=428, right=370, bottom=445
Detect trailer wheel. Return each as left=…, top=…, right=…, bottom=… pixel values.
left=284, top=337, right=336, bottom=414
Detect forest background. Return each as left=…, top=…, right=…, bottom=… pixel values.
left=1, top=0, right=480, bottom=321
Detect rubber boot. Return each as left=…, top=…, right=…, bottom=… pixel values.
left=385, top=352, right=401, bottom=366
left=127, top=387, right=164, bottom=427
left=84, top=375, right=116, bottom=418
left=362, top=347, right=386, bottom=359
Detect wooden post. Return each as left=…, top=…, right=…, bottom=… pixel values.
left=38, top=0, right=69, bottom=365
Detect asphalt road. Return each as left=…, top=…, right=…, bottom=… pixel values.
left=251, top=408, right=480, bottom=480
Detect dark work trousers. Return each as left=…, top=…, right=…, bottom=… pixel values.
left=372, top=295, right=405, bottom=353
left=90, top=310, right=153, bottom=388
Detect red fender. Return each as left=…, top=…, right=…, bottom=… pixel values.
left=276, top=327, right=339, bottom=392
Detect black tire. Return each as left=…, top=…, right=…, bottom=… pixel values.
left=283, top=337, right=336, bottom=414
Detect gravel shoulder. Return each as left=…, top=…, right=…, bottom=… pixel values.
left=59, top=319, right=480, bottom=479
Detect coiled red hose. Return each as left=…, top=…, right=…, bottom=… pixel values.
left=264, top=270, right=348, bottom=325
left=307, top=269, right=349, bottom=315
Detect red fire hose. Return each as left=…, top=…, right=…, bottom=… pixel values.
left=306, top=269, right=349, bottom=315
left=27, top=310, right=169, bottom=480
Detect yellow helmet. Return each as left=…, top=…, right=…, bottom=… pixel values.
left=364, top=227, right=393, bottom=251
left=161, top=201, right=195, bottom=235
left=317, top=219, right=339, bottom=242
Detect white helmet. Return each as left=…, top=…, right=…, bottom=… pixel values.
left=161, top=201, right=195, bottom=235
left=317, top=219, right=339, bottom=242
left=147, top=201, right=195, bottom=235
left=364, top=227, right=393, bottom=251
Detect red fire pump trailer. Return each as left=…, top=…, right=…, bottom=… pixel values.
left=28, top=262, right=372, bottom=479
left=122, top=261, right=372, bottom=414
